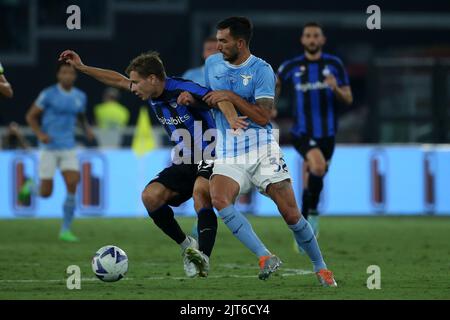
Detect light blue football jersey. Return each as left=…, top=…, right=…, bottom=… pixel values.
left=35, top=84, right=87, bottom=150
left=204, top=53, right=276, bottom=158
left=182, top=66, right=206, bottom=87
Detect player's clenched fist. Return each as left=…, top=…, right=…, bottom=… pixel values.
left=59, top=50, right=84, bottom=69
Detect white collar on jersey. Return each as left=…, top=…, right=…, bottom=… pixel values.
left=224, top=54, right=255, bottom=69
left=57, top=83, right=74, bottom=95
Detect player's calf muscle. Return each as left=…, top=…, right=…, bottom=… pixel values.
left=267, top=181, right=300, bottom=224
left=193, top=188, right=212, bottom=211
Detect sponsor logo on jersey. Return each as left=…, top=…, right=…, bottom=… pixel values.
left=169, top=101, right=178, bottom=108
left=156, top=113, right=190, bottom=126
left=295, top=81, right=329, bottom=92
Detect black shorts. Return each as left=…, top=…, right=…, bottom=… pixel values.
left=146, top=160, right=213, bottom=207
left=291, top=134, right=336, bottom=162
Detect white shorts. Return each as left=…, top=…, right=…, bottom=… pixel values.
left=39, top=149, right=79, bottom=180
left=212, top=144, right=291, bottom=195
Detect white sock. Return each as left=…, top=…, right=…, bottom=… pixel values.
left=180, top=236, right=192, bottom=250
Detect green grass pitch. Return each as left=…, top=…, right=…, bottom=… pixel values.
left=0, top=216, right=449, bottom=300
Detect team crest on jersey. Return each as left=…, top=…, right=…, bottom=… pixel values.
left=169, top=101, right=178, bottom=108
left=322, top=66, right=331, bottom=77
left=241, top=75, right=252, bottom=86
left=295, top=65, right=306, bottom=77
left=309, top=139, right=317, bottom=147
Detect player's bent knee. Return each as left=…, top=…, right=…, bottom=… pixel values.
left=40, top=190, right=52, bottom=198
left=141, top=187, right=162, bottom=212
left=309, top=163, right=327, bottom=177
left=211, top=195, right=232, bottom=212
left=193, top=187, right=211, bottom=208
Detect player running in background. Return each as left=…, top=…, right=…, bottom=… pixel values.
left=182, top=36, right=218, bottom=86
left=26, top=61, right=94, bottom=242
left=0, top=61, right=14, bottom=98
left=202, top=16, right=337, bottom=286
left=59, top=49, right=246, bottom=278
left=276, top=22, right=353, bottom=236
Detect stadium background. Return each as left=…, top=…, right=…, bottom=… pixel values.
left=1, top=0, right=450, bottom=301
left=1, top=0, right=449, bottom=218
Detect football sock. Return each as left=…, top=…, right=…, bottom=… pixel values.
left=289, top=216, right=327, bottom=272
left=218, top=205, right=270, bottom=257
left=62, top=193, right=76, bottom=232
left=180, top=235, right=195, bottom=251
left=307, top=173, right=324, bottom=211
left=301, top=189, right=311, bottom=219
left=148, top=205, right=186, bottom=244
left=197, top=208, right=217, bottom=257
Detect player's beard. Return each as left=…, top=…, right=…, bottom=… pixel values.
left=60, top=81, right=74, bottom=90
left=222, top=48, right=239, bottom=64
left=305, top=45, right=321, bottom=55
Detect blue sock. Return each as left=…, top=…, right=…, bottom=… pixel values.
left=289, top=216, right=327, bottom=272
left=218, top=205, right=270, bottom=257
left=62, top=193, right=76, bottom=232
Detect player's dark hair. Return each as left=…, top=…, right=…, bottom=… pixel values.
left=56, top=61, right=74, bottom=73
left=216, top=16, right=253, bottom=45
left=125, top=51, right=166, bottom=80
left=302, top=22, right=324, bottom=33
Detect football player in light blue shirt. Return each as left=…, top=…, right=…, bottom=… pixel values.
left=26, top=61, right=94, bottom=242
left=202, top=16, right=337, bottom=286
left=182, top=37, right=218, bottom=87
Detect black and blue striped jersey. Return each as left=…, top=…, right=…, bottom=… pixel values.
left=148, top=77, right=216, bottom=162
left=277, top=53, right=350, bottom=138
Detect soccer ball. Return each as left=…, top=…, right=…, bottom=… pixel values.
left=92, top=245, right=128, bottom=282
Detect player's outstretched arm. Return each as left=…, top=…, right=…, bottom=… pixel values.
left=59, top=50, right=131, bottom=91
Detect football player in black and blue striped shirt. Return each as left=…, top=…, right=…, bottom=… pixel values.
left=59, top=50, right=245, bottom=278
left=276, top=22, right=353, bottom=236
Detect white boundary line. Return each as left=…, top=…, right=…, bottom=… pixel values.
left=0, top=267, right=313, bottom=283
